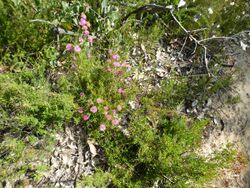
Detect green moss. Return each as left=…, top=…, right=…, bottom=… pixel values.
left=226, top=95, right=241, bottom=104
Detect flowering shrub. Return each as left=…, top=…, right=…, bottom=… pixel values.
left=73, top=45, right=134, bottom=134
left=62, top=14, right=136, bottom=135
left=56, top=12, right=234, bottom=187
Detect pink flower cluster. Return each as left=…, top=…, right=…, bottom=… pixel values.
left=106, top=50, right=133, bottom=84
left=79, top=13, right=93, bottom=43
left=104, top=50, right=134, bottom=97
left=78, top=94, right=123, bottom=132
left=80, top=105, right=98, bottom=122
left=66, top=43, right=79, bottom=52
left=109, top=51, right=131, bottom=69
left=103, top=105, right=121, bottom=127
left=76, top=50, right=133, bottom=132
left=65, top=13, right=93, bottom=53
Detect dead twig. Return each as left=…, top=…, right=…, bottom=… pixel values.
left=189, top=28, right=208, bottom=33
left=179, top=35, right=188, bottom=55
left=170, top=9, right=211, bottom=76
left=30, top=20, right=80, bottom=36
left=163, top=175, right=175, bottom=184
left=199, top=36, right=234, bottom=43
left=169, top=10, right=249, bottom=76
left=121, top=4, right=173, bottom=23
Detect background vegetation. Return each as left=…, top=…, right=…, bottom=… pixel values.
left=0, top=0, right=249, bottom=187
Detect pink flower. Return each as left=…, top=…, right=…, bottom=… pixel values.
left=79, top=37, right=84, bottom=43
left=90, top=106, right=97, bottom=113
left=66, top=43, right=73, bottom=51
left=117, top=88, right=125, bottom=94
left=74, top=45, right=81, bottom=53
left=96, top=98, right=103, bottom=103
left=112, top=54, right=119, bottom=60
left=81, top=13, right=87, bottom=20
left=88, top=36, right=93, bottom=43
left=78, top=107, right=84, bottom=113
left=104, top=106, right=109, bottom=111
left=117, top=105, right=122, bottom=111
left=84, top=30, right=90, bottom=36
left=80, top=92, right=85, bottom=97
left=113, top=62, right=121, bottom=67
left=105, top=114, right=112, bottom=120
left=99, top=124, right=106, bottom=131
left=83, top=114, right=90, bottom=121
left=112, top=119, right=119, bottom=126
left=79, top=18, right=87, bottom=26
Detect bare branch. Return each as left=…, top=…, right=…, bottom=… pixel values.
left=121, top=4, right=173, bottom=23
left=203, top=46, right=210, bottom=77
left=199, top=36, right=233, bottom=43
left=30, top=19, right=54, bottom=25
left=170, top=9, right=188, bottom=33
left=169, top=10, right=211, bottom=76
left=30, top=19, right=80, bottom=36
left=179, top=35, right=188, bottom=55
left=163, top=175, right=175, bottom=184
left=189, top=28, right=208, bottom=33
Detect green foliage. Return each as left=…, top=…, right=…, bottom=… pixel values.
left=226, top=95, right=241, bottom=104
left=0, top=0, right=245, bottom=186
left=185, top=73, right=233, bottom=103
left=82, top=70, right=235, bottom=187
left=0, top=73, right=75, bottom=180
left=77, top=169, right=111, bottom=187
left=153, top=79, right=189, bottom=109
left=88, top=107, right=232, bottom=187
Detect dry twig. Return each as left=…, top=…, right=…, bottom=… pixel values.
left=170, top=9, right=211, bottom=76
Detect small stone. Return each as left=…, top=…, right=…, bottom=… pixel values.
left=192, top=100, right=198, bottom=107
left=87, top=140, right=97, bottom=157
left=206, top=98, right=212, bottom=107
left=213, top=118, right=219, bottom=125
